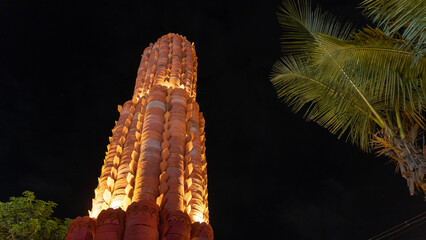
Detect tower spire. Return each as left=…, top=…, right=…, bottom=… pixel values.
left=66, top=33, right=213, bottom=240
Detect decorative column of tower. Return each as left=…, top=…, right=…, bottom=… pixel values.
left=66, top=33, right=213, bottom=240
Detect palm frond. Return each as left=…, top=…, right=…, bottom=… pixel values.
left=312, top=27, right=426, bottom=128
left=361, top=0, right=426, bottom=57
left=273, top=0, right=426, bottom=196
left=271, top=55, right=386, bottom=151
left=277, top=0, right=353, bottom=55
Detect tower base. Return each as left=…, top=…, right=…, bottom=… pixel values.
left=66, top=201, right=213, bottom=240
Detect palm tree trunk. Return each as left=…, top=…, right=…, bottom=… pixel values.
left=375, top=130, right=426, bottom=197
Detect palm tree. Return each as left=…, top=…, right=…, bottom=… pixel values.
left=270, top=0, right=425, bottom=196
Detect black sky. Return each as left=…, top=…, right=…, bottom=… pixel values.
left=1, top=0, right=425, bottom=239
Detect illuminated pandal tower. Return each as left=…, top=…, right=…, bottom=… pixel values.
left=66, top=33, right=213, bottom=240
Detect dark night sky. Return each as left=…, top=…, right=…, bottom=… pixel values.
left=1, top=0, right=425, bottom=239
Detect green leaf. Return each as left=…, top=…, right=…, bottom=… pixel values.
left=361, top=0, right=426, bottom=58
left=272, top=0, right=425, bottom=151
left=312, top=27, right=426, bottom=129
left=277, top=0, right=353, bottom=56
left=271, top=55, right=384, bottom=151
left=0, top=191, right=69, bottom=240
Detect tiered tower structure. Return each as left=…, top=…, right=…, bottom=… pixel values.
left=66, top=33, right=213, bottom=240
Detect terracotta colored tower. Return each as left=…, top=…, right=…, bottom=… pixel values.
left=66, top=33, right=213, bottom=240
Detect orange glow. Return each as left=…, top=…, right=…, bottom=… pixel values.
left=192, top=213, right=205, bottom=223
left=87, top=33, right=208, bottom=225
left=110, top=199, right=122, bottom=210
